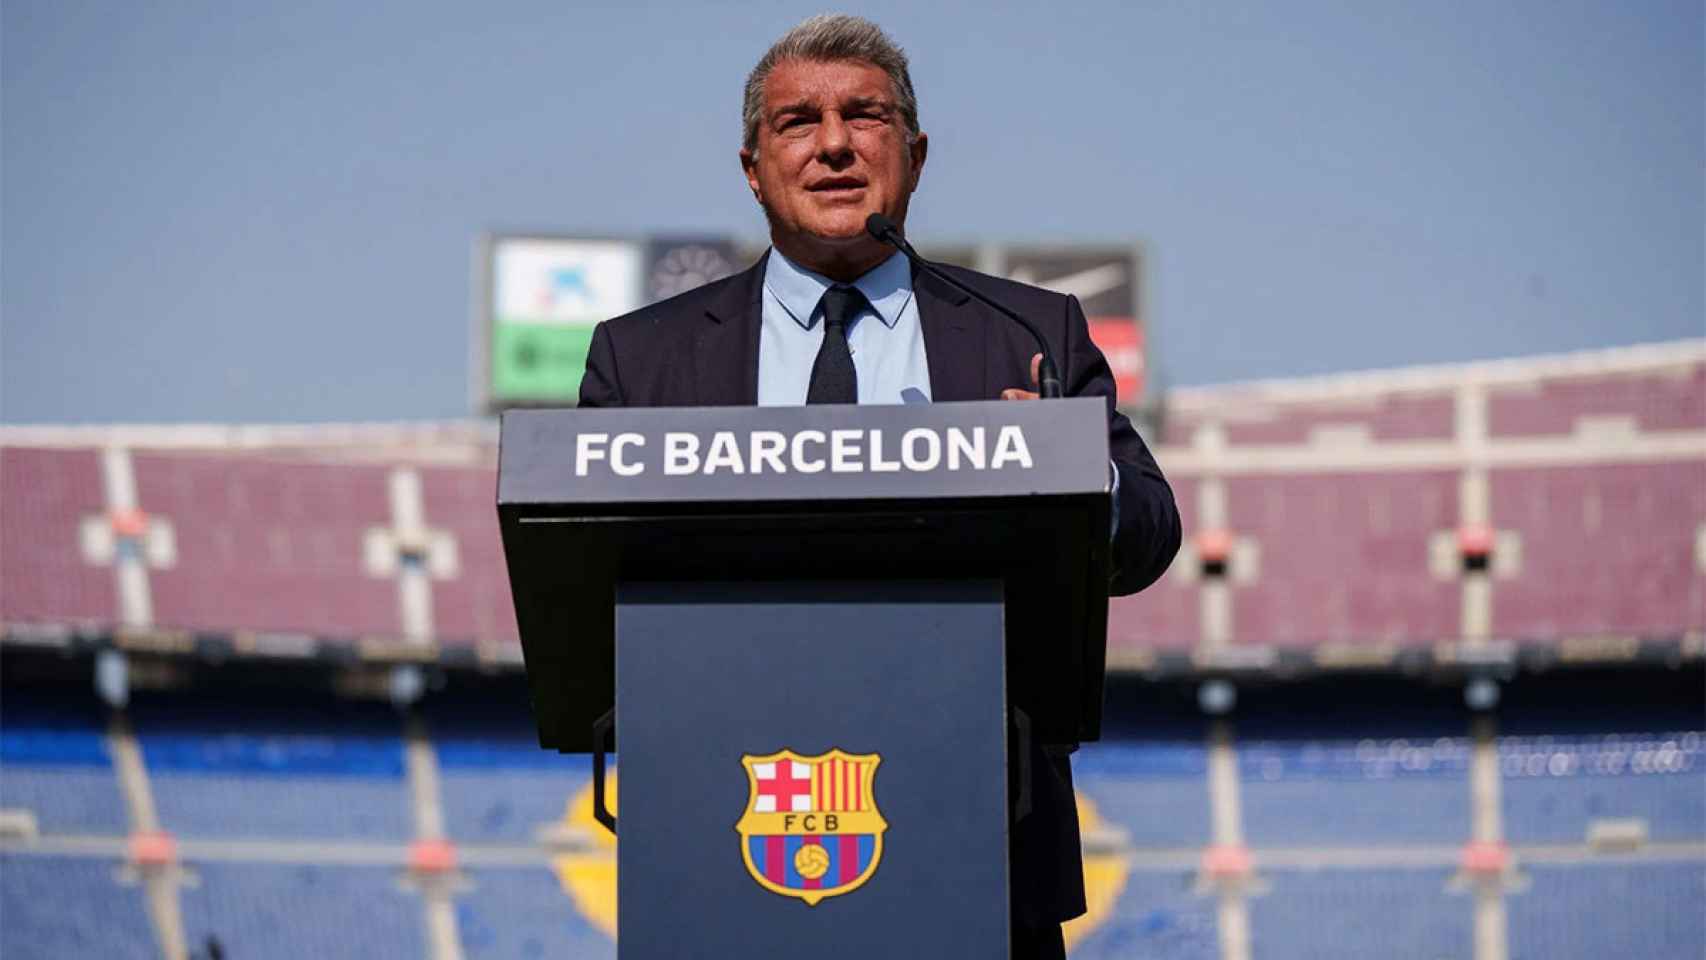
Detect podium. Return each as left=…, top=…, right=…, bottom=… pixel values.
left=498, top=399, right=1112, bottom=958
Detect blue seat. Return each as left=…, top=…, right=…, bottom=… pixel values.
left=455, top=867, right=615, bottom=960
left=146, top=770, right=413, bottom=842
left=0, top=855, right=157, bottom=960
left=435, top=736, right=590, bottom=844
left=178, top=862, right=424, bottom=960
left=1239, top=736, right=1471, bottom=846
left=130, top=695, right=413, bottom=842
left=1068, top=869, right=1219, bottom=960
left=0, top=700, right=129, bottom=835
left=1500, top=734, right=1706, bottom=843
left=1249, top=867, right=1469, bottom=960
left=1074, top=741, right=1211, bottom=849
left=1508, top=862, right=1706, bottom=959
left=1243, top=777, right=1468, bottom=846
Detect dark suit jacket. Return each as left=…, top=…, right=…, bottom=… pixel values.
left=579, top=254, right=1182, bottom=924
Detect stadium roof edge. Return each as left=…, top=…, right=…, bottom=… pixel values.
left=1166, top=338, right=1706, bottom=411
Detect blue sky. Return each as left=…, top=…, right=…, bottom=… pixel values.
left=3, top=0, right=1700, bottom=423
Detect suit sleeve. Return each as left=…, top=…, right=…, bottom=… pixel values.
left=577, top=321, right=624, bottom=408
left=1061, top=295, right=1182, bottom=596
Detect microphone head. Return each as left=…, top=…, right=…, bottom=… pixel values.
left=865, top=212, right=899, bottom=240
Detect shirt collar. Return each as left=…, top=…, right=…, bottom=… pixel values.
left=763, top=246, right=914, bottom=331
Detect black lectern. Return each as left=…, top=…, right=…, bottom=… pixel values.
left=498, top=399, right=1112, bottom=959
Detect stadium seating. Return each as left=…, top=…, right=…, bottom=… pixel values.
left=6, top=348, right=1702, bottom=658
left=1221, top=391, right=1457, bottom=445
left=1107, top=478, right=1199, bottom=653
left=1223, top=470, right=1462, bottom=646
left=0, top=855, right=158, bottom=960
left=0, top=447, right=114, bottom=625
left=130, top=694, right=413, bottom=842
left=147, top=770, right=413, bottom=843
left=438, top=759, right=589, bottom=844
left=1068, top=869, right=1219, bottom=960
left=1127, top=347, right=1706, bottom=652
left=1248, top=867, right=1470, bottom=960
left=1488, top=366, right=1706, bottom=437
left=1074, top=740, right=1212, bottom=849
left=178, top=862, right=424, bottom=960
left=1238, top=734, right=1472, bottom=846
left=1, top=344, right=1703, bottom=958
left=419, top=465, right=519, bottom=647
left=1507, top=862, right=1706, bottom=959
left=1499, top=733, right=1706, bottom=843
left=132, top=452, right=401, bottom=638
left=0, top=695, right=1701, bottom=958
left=455, top=867, right=615, bottom=960
left=1243, top=778, right=1468, bottom=847
left=428, top=701, right=592, bottom=843
left=1491, top=462, right=1706, bottom=637
left=0, top=695, right=129, bottom=835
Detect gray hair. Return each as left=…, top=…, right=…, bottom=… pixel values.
left=742, top=14, right=920, bottom=152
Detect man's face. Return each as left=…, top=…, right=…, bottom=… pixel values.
left=741, top=58, right=928, bottom=266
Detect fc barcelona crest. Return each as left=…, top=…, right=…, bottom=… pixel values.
left=735, top=749, right=887, bottom=906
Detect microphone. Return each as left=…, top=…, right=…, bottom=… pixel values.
left=866, top=213, right=1063, bottom=398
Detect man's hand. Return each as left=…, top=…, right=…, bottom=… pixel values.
left=1000, top=353, right=1043, bottom=401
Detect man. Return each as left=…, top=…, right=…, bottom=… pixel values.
left=580, top=14, right=1181, bottom=958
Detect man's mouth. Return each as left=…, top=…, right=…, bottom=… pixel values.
left=807, top=178, right=867, bottom=197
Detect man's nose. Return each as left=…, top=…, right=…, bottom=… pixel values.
left=815, top=112, right=853, bottom=164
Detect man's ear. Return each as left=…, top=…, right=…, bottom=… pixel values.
left=740, top=147, right=763, bottom=204
left=907, top=132, right=928, bottom=192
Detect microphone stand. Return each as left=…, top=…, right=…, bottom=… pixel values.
left=866, top=213, right=1064, bottom=398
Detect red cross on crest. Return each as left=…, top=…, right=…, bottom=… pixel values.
left=757, top=763, right=814, bottom=812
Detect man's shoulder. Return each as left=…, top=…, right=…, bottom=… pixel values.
left=923, top=261, right=1072, bottom=310
left=601, top=257, right=764, bottom=338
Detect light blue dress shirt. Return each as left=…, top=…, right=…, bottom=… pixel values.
left=756, top=246, right=1121, bottom=534
left=757, top=248, right=932, bottom=406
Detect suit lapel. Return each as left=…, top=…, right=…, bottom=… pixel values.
left=914, top=265, right=987, bottom=402
left=695, top=255, right=987, bottom=405
left=695, top=257, right=767, bottom=406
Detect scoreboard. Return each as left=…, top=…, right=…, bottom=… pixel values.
left=474, top=234, right=1143, bottom=412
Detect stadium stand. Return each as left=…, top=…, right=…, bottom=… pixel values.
left=132, top=453, right=402, bottom=639
left=1487, top=365, right=1706, bottom=437
left=1246, top=867, right=1471, bottom=960
left=3, top=341, right=1698, bottom=665
left=177, top=862, right=425, bottom=960
left=1222, top=469, right=1462, bottom=646
left=433, top=705, right=593, bottom=842
left=1135, top=339, right=1706, bottom=659
left=1491, top=462, right=1705, bottom=636
left=0, top=693, right=130, bottom=835
left=438, top=764, right=589, bottom=846
left=130, top=693, right=413, bottom=843
left=1240, top=763, right=1470, bottom=847
left=1068, top=870, right=1219, bottom=960
left=1106, top=478, right=1200, bottom=652
left=1507, top=862, right=1706, bottom=959
left=454, top=868, right=615, bottom=960
left=1073, top=740, right=1212, bottom=849
left=0, top=855, right=158, bottom=960
left=0, top=447, right=114, bottom=625
left=419, top=465, right=520, bottom=648
left=1499, top=733, right=1705, bottom=844
left=1, top=340, right=1701, bottom=958
left=0, top=689, right=1698, bottom=958
left=1231, top=688, right=1474, bottom=846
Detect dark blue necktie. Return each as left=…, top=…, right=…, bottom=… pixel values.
left=806, top=285, right=868, bottom=404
